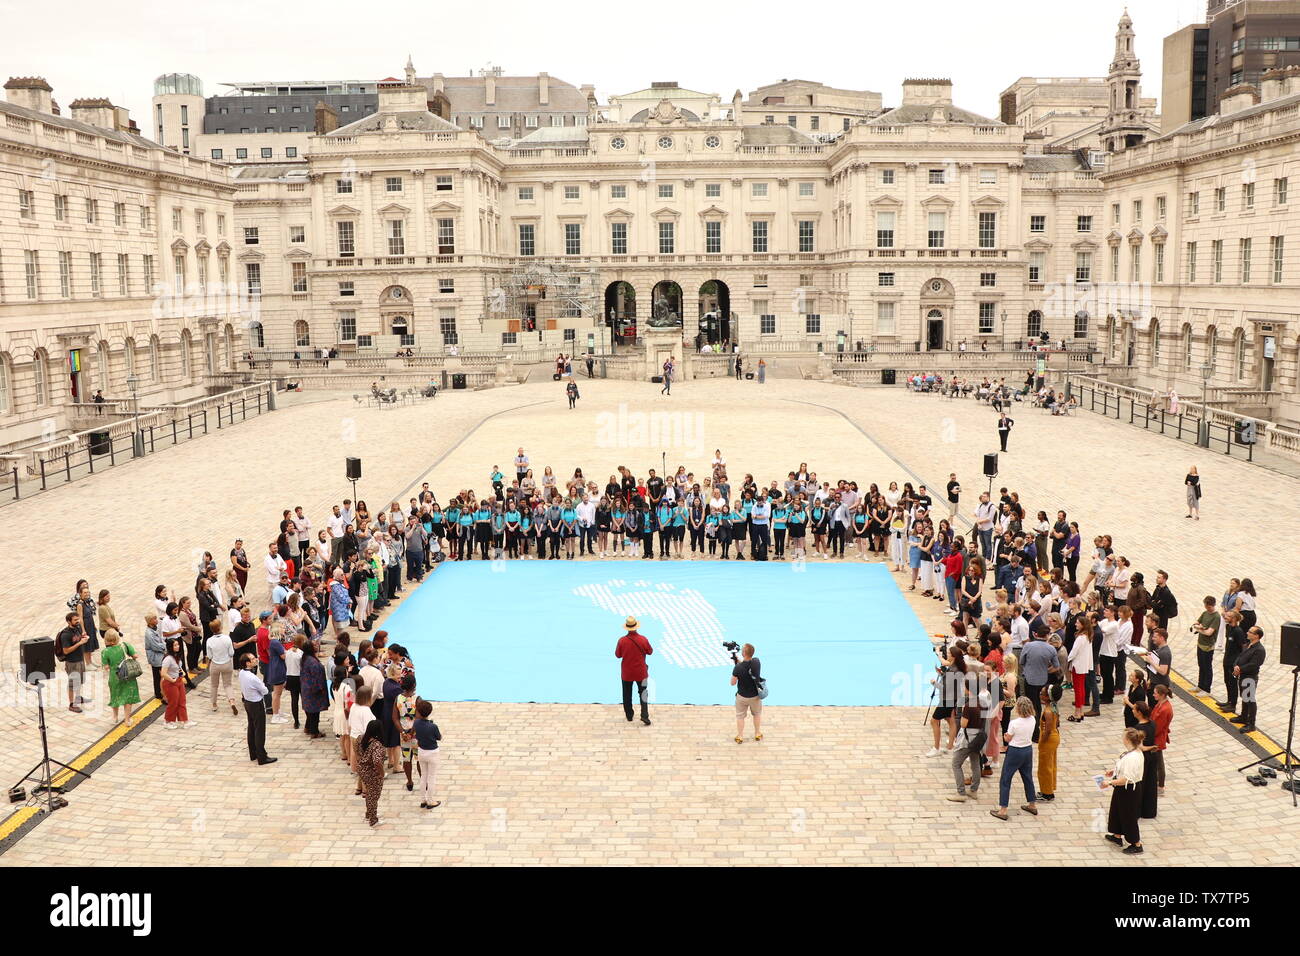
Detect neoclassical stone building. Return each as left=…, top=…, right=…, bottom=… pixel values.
left=1098, top=66, right=1300, bottom=426
left=0, top=76, right=245, bottom=449
left=236, top=76, right=1104, bottom=358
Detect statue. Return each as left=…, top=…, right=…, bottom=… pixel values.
left=647, top=298, right=681, bottom=328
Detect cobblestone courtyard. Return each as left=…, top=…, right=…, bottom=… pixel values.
left=3, top=376, right=1298, bottom=865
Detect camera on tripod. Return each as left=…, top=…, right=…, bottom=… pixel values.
left=722, top=640, right=741, bottom=664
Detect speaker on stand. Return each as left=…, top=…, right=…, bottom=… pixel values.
left=9, top=639, right=91, bottom=814
left=346, top=457, right=361, bottom=504
left=983, top=452, right=998, bottom=496
left=1238, top=622, right=1300, bottom=807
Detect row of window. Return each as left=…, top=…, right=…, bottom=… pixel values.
left=507, top=219, right=822, bottom=256
left=335, top=174, right=455, bottom=194
left=331, top=219, right=457, bottom=256
left=1184, top=179, right=1289, bottom=217
left=211, top=146, right=298, bottom=160
left=0, top=249, right=167, bottom=300
left=872, top=211, right=1000, bottom=249
left=461, top=114, right=584, bottom=130
left=760, top=114, right=850, bottom=132
left=1185, top=237, right=1286, bottom=284
left=16, top=189, right=155, bottom=229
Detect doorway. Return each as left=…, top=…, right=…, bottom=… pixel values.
left=926, top=310, right=944, bottom=351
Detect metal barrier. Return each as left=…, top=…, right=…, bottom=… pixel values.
left=6, top=388, right=268, bottom=506
left=1070, top=380, right=1257, bottom=462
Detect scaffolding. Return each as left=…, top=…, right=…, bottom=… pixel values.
left=485, top=259, right=603, bottom=336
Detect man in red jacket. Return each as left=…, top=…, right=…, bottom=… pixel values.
left=616, top=616, right=653, bottom=726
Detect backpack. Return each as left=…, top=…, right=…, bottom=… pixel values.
left=1166, top=590, right=1179, bottom=619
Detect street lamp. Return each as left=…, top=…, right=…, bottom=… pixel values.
left=126, top=374, right=144, bottom=458
left=848, top=309, right=855, bottom=351
left=1199, top=361, right=1214, bottom=448
left=1000, top=309, right=1007, bottom=350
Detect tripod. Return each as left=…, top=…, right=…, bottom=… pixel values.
left=1238, top=665, right=1299, bottom=808
left=10, top=678, right=91, bottom=816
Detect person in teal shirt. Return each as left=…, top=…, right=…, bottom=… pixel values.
left=772, top=504, right=789, bottom=559
left=491, top=506, right=506, bottom=558
left=504, top=506, right=521, bottom=558
left=611, top=504, right=625, bottom=555
left=730, top=504, right=748, bottom=560
left=472, top=503, right=491, bottom=560
left=656, top=502, right=674, bottom=558
left=560, top=499, right=578, bottom=559
left=445, top=503, right=461, bottom=559
left=787, top=503, right=808, bottom=560
left=458, top=505, right=475, bottom=561
left=671, top=503, right=687, bottom=558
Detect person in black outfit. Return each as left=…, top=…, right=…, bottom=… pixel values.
left=1217, top=609, right=1247, bottom=713
left=1149, top=570, right=1177, bottom=632
left=1233, top=626, right=1266, bottom=732
left=566, top=380, right=579, bottom=409
left=997, top=413, right=1014, bottom=452
left=730, top=643, right=763, bottom=742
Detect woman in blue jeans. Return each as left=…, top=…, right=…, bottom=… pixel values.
left=990, top=697, right=1040, bottom=820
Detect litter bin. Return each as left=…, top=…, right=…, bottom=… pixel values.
left=881, top=369, right=897, bottom=386
left=89, top=431, right=111, bottom=456
left=451, top=373, right=467, bottom=390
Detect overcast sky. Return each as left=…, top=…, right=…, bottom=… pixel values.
left=6, top=0, right=1209, bottom=125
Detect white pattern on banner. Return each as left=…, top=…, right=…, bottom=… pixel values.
left=572, top=580, right=731, bottom=669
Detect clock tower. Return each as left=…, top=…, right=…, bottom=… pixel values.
left=1100, top=9, right=1148, bottom=153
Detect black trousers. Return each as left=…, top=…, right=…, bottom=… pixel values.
left=774, top=528, right=786, bottom=557
left=1099, top=655, right=1119, bottom=703
left=641, top=531, right=654, bottom=557
left=998, top=430, right=1010, bottom=451
left=285, top=675, right=301, bottom=725
left=622, top=679, right=649, bottom=721
left=1025, top=681, right=1045, bottom=741
left=1223, top=653, right=1240, bottom=708
left=151, top=665, right=163, bottom=701
left=244, top=699, right=268, bottom=760
left=1196, top=648, right=1214, bottom=694
left=548, top=531, right=561, bottom=558
left=689, top=525, right=705, bottom=552
left=751, top=524, right=770, bottom=560
left=660, top=529, right=673, bottom=556
left=828, top=524, right=845, bottom=556
left=306, top=710, right=321, bottom=734
left=582, top=525, right=597, bottom=554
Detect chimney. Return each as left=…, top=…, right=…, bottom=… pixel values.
left=1023, top=131, right=1045, bottom=155
left=314, top=100, right=339, bottom=134
left=901, top=78, right=953, bottom=108
left=4, top=76, right=54, bottom=114
left=1260, top=65, right=1300, bottom=103
left=485, top=74, right=496, bottom=106
left=1219, top=82, right=1260, bottom=116
left=432, top=73, right=445, bottom=94
left=538, top=72, right=549, bottom=106
left=69, top=97, right=122, bottom=130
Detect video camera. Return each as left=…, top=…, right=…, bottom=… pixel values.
left=722, top=640, right=741, bottom=664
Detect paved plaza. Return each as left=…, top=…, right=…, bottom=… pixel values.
left=2, top=375, right=1299, bottom=866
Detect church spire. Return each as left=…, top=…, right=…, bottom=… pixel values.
left=1102, top=9, right=1146, bottom=153
left=404, top=55, right=416, bottom=85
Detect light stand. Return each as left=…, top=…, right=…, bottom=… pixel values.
left=1238, top=665, right=1300, bottom=807
left=10, top=676, right=90, bottom=815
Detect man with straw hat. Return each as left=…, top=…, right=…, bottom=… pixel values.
left=615, top=616, right=653, bottom=726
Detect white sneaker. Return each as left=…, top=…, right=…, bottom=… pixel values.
left=271, top=714, right=289, bottom=724
left=923, top=747, right=941, bottom=758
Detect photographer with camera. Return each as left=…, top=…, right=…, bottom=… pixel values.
left=728, top=642, right=763, bottom=743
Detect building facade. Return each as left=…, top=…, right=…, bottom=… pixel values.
left=0, top=76, right=245, bottom=450
left=999, top=76, right=1158, bottom=153
left=1162, top=0, right=1300, bottom=133
left=739, top=79, right=884, bottom=135
left=1098, top=66, right=1300, bottom=426
left=232, top=77, right=1102, bottom=358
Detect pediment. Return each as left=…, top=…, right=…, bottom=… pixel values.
left=169, top=237, right=189, bottom=252
left=1127, top=228, right=1145, bottom=245
left=651, top=206, right=681, bottom=220
left=1106, top=229, right=1124, bottom=245
left=697, top=204, right=728, bottom=218
left=283, top=248, right=313, bottom=260
left=603, top=207, right=635, bottom=220
left=194, top=239, right=211, bottom=255
left=920, top=194, right=954, bottom=209
left=237, top=249, right=266, bottom=261
left=1148, top=225, right=1168, bottom=243
left=1072, top=238, right=1099, bottom=251
left=869, top=194, right=902, bottom=208
left=328, top=204, right=362, bottom=216
left=970, top=194, right=1005, bottom=208
left=214, top=241, right=231, bottom=254
left=376, top=202, right=411, bottom=215
left=427, top=200, right=462, bottom=213
left=1023, top=237, right=1054, bottom=251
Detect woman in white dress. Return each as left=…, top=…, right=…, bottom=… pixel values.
left=1102, top=727, right=1147, bottom=854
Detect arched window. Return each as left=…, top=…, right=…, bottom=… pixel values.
left=1026, top=310, right=1043, bottom=338
left=224, top=324, right=235, bottom=368
left=0, top=353, right=11, bottom=415
left=123, top=337, right=137, bottom=380
left=1234, top=329, right=1247, bottom=380
left=294, top=320, right=311, bottom=347
left=149, top=334, right=161, bottom=382
left=1182, top=324, right=1193, bottom=371
left=32, top=349, right=48, bottom=406
left=1149, top=319, right=1161, bottom=368
left=1206, top=325, right=1218, bottom=375
left=97, top=341, right=111, bottom=392
left=248, top=321, right=265, bottom=349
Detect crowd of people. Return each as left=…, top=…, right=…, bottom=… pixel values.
left=51, top=432, right=1268, bottom=840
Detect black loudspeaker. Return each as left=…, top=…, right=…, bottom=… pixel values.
left=452, top=374, right=467, bottom=390
left=346, top=457, right=362, bottom=481
left=1281, top=622, right=1300, bottom=668
left=882, top=369, right=896, bottom=385
left=20, top=637, right=56, bottom=684
left=983, top=453, right=999, bottom=478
